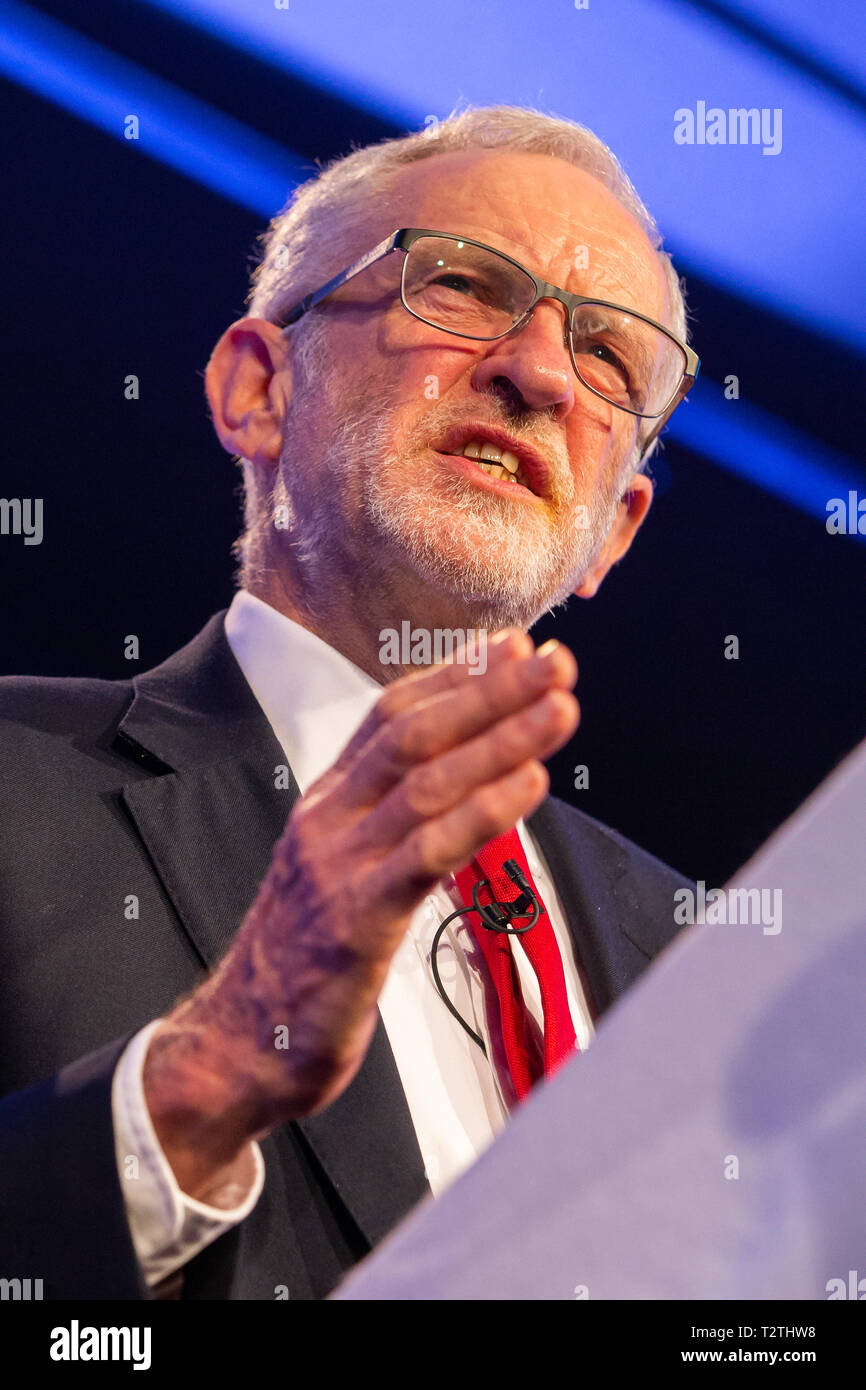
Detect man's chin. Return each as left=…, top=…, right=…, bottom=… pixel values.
left=385, top=527, right=578, bottom=630
left=364, top=467, right=594, bottom=627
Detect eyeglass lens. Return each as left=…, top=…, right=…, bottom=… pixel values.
left=402, top=235, right=686, bottom=418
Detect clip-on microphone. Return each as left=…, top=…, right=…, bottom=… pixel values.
left=431, top=859, right=545, bottom=1054
left=471, top=859, right=544, bottom=934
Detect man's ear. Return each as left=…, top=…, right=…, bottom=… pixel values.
left=573, top=471, right=653, bottom=599
left=204, top=317, right=291, bottom=465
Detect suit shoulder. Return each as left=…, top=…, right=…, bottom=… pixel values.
left=0, top=671, right=132, bottom=744
left=543, top=793, right=693, bottom=890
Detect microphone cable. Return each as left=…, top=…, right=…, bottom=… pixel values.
left=429, top=859, right=544, bottom=1057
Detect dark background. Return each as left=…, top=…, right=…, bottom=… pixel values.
left=2, top=0, right=864, bottom=886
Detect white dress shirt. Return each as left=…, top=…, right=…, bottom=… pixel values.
left=113, top=590, right=594, bottom=1287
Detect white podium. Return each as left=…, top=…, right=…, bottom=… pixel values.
left=334, top=739, right=866, bottom=1300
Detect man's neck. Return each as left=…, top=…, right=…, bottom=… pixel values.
left=246, top=567, right=505, bottom=685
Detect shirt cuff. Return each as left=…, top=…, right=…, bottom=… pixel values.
left=112, top=1018, right=266, bottom=1289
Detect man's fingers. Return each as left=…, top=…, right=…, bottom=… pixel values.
left=328, top=629, right=534, bottom=777
left=350, top=687, right=579, bottom=853
left=370, top=760, right=551, bottom=917
left=341, top=639, right=578, bottom=808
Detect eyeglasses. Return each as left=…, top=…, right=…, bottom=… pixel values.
left=275, top=228, right=700, bottom=458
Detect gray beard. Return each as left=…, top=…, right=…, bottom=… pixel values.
left=270, top=324, right=624, bottom=632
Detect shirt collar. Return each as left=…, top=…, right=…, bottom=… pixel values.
left=224, top=589, right=382, bottom=794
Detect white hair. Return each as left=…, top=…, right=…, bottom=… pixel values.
left=236, top=104, right=690, bottom=581
left=248, top=104, right=686, bottom=335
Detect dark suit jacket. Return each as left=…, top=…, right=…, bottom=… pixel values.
left=0, top=611, right=689, bottom=1300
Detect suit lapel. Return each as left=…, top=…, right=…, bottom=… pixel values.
left=115, top=611, right=429, bottom=1246
left=120, top=751, right=297, bottom=969
left=527, top=797, right=673, bottom=1017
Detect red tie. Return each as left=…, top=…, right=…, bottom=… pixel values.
left=453, top=827, right=578, bottom=1103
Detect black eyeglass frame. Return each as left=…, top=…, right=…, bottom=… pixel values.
left=275, top=227, right=700, bottom=458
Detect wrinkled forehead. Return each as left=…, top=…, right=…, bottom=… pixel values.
left=376, top=147, right=671, bottom=325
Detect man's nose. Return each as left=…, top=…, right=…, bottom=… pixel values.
left=470, top=301, right=577, bottom=417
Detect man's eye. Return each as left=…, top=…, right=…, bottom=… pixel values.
left=430, top=273, right=482, bottom=297
left=582, top=341, right=627, bottom=373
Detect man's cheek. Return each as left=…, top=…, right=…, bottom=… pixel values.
left=397, top=360, right=449, bottom=409
left=575, top=410, right=626, bottom=482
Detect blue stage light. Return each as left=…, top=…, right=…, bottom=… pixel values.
left=2, top=0, right=862, bottom=537
left=0, top=0, right=308, bottom=215
left=140, top=0, right=866, bottom=354
left=668, top=387, right=866, bottom=543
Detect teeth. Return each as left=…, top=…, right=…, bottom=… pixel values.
left=477, top=460, right=528, bottom=486
left=453, top=440, right=534, bottom=492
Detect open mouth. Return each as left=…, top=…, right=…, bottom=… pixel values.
left=433, top=432, right=549, bottom=500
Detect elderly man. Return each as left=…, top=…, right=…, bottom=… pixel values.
left=0, top=106, right=699, bottom=1300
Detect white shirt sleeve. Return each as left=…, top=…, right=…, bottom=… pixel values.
left=112, top=1019, right=266, bottom=1290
